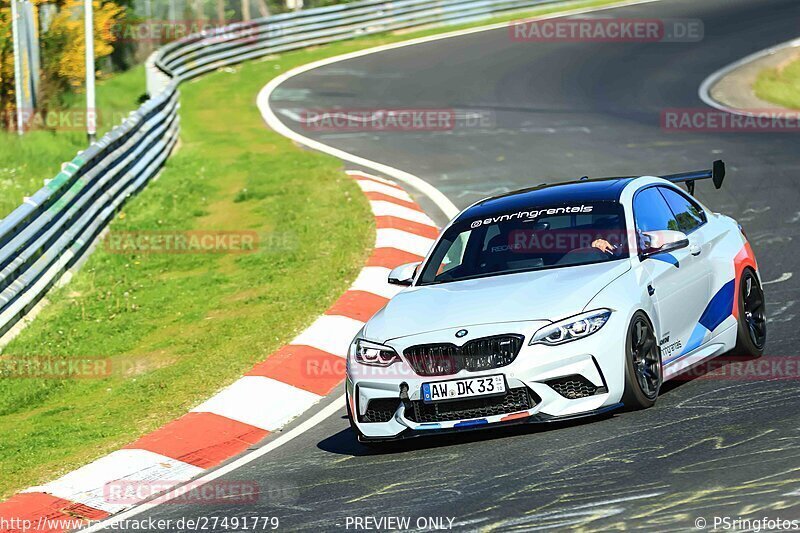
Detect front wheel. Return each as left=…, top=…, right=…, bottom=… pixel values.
left=621, top=311, right=662, bottom=410
left=732, top=268, right=766, bottom=357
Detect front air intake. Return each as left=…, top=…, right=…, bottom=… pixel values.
left=545, top=375, right=606, bottom=399
left=358, top=398, right=400, bottom=423
left=405, top=387, right=539, bottom=423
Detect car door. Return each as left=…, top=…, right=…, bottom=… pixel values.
left=632, top=186, right=711, bottom=363
left=658, top=185, right=713, bottom=263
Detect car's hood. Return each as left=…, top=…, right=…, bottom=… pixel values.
left=365, top=260, right=631, bottom=342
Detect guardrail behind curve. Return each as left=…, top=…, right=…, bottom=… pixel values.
left=0, top=0, right=557, bottom=339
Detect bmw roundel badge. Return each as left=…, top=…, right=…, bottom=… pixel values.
left=455, top=329, right=468, bottom=338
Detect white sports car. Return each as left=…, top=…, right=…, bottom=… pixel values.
left=346, top=161, right=766, bottom=443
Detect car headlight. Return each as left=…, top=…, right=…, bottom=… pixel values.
left=350, top=339, right=401, bottom=367
left=529, top=309, right=612, bottom=346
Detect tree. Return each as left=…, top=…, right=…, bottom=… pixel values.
left=43, top=0, right=124, bottom=90
left=1, top=2, right=16, bottom=123
left=1, top=0, right=125, bottom=118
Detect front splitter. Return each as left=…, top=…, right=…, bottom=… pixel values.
left=356, top=402, right=624, bottom=444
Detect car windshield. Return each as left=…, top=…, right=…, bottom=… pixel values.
left=418, top=201, right=629, bottom=285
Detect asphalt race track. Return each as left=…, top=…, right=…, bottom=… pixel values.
left=105, top=0, right=800, bottom=530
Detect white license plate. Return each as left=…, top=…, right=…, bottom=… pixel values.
left=421, top=375, right=506, bottom=403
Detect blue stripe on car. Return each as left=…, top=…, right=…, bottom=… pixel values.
left=668, top=279, right=735, bottom=362
left=454, top=419, right=488, bottom=428
left=667, top=323, right=708, bottom=363
left=699, top=279, right=735, bottom=332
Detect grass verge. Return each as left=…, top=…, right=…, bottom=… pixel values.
left=1, top=0, right=632, bottom=499
left=754, top=55, right=800, bottom=109
left=0, top=58, right=374, bottom=498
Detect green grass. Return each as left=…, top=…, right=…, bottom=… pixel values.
left=754, top=55, right=800, bottom=110
left=0, top=54, right=375, bottom=498
left=0, top=0, right=632, bottom=498
left=0, top=66, right=147, bottom=218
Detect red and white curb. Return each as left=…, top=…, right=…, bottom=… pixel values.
left=0, top=171, right=438, bottom=533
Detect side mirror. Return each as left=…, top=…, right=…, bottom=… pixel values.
left=640, top=230, right=689, bottom=257
left=388, top=262, right=420, bottom=286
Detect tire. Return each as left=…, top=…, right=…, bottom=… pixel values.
left=732, top=268, right=767, bottom=357
left=621, top=311, right=663, bottom=410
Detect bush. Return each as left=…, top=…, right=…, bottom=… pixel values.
left=1, top=0, right=125, bottom=117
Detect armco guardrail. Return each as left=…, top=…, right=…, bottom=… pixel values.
left=1, top=0, right=555, bottom=339
left=151, top=0, right=558, bottom=86
left=0, top=82, right=180, bottom=338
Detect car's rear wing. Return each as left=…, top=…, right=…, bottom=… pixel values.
left=661, top=160, right=725, bottom=195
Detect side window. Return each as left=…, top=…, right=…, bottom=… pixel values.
left=658, top=187, right=706, bottom=234
left=440, top=231, right=470, bottom=274
left=633, top=187, right=679, bottom=233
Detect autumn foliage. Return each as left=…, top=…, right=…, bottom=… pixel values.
left=0, top=0, right=125, bottom=119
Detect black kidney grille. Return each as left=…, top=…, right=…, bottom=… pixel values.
left=404, top=334, right=524, bottom=376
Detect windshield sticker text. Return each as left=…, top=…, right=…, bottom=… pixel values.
left=470, top=205, right=594, bottom=228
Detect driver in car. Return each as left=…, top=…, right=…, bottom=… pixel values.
left=592, top=238, right=617, bottom=254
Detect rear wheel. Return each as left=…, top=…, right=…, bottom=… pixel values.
left=622, top=311, right=662, bottom=410
left=733, top=268, right=766, bottom=357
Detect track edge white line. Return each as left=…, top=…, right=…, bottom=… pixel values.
left=698, top=37, right=800, bottom=116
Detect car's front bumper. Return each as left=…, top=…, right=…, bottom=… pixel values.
left=347, top=315, right=628, bottom=441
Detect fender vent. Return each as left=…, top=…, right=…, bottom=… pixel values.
left=359, top=398, right=399, bottom=423
left=545, top=375, right=606, bottom=399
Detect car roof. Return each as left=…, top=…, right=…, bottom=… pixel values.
left=456, top=176, right=636, bottom=223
